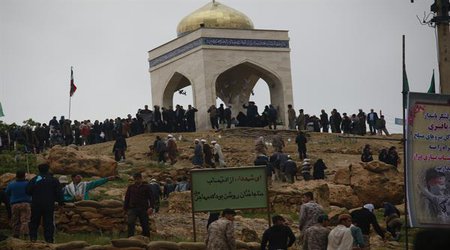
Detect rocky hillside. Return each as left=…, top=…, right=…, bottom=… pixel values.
left=0, top=128, right=407, bottom=250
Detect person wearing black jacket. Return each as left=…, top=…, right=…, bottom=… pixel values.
left=26, top=163, right=63, bottom=243
left=124, top=173, right=155, bottom=237
left=350, top=204, right=385, bottom=248
left=261, top=215, right=296, bottom=250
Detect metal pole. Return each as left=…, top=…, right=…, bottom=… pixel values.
left=402, top=34, right=409, bottom=250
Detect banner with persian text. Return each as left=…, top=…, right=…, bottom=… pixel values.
left=407, top=92, right=450, bottom=227
left=190, top=167, right=267, bottom=212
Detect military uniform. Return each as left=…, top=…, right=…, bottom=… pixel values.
left=206, top=217, right=236, bottom=250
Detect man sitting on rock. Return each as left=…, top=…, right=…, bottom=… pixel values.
left=63, top=174, right=117, bottom=202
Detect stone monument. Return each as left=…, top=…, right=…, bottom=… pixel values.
left=148, top=1, right=294, bottom=130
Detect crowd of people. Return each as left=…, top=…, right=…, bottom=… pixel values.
left=0, top=102, right=392, bottom=157
left=0, top=162, right=194, bottom=242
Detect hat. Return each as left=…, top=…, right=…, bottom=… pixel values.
left=194, top=139, right=199, bottom=142
left=287, top=155, right=292, bottom=159
left=211, top=140, right=217, bottom=144
left=201, top=139, right=206, bottom=143
left=59, top=175, right=69, bottom=184
left=150, top=178, right=157, bottom=182
left=222, top=208, right=236, bottom=216
left=363, top=204, right=375, bottom=213
left=167, top=134, right=173, bottom=138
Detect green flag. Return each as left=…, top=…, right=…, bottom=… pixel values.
left=402, top=67, right=409, bottom=109
left=0, top=102, right=4, bottom=117
left=427, top=69, right=436, bottom=94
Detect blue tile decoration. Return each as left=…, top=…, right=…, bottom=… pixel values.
left=149, top=37, right=289, bottom=68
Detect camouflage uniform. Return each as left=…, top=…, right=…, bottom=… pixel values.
left=299, top=201, right=324, bottom=231
left=205, top=218, right=236, bottom=250
left=303, top=223, right=330, bottom=250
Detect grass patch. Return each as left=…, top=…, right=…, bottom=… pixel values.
left=0, top=150, right=37, bottom=175
left=55, top=232, right=112, bottom=245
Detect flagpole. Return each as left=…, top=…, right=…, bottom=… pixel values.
left=402, top=35, right=409, bottom=250
left=69, top=66, right=73, bottom=120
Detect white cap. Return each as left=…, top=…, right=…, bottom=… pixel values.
left=168, top=134, right=173, bottom=138
left=201, top=139, right=206, bottom=143
left=194, top=139, right=199, bottom=142
left=211, top=140, right=217, bottom=144
left=363, top=204, right=375, bottom=213
left=59, top=175, right=69, bottom=184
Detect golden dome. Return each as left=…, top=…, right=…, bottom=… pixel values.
left=177, top=1, right=254, bottom=37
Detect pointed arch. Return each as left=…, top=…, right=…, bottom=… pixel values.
left=213, top=60, right=284, bottom=116
left=162, top=72, right=195, bottom=108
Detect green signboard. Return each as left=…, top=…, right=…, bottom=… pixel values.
left=190, top=167, right=268, bottom=212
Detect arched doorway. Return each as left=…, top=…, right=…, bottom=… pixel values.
left=163, top=72, right=194, bottom=109
left=215, top=61, right=284, bottom=125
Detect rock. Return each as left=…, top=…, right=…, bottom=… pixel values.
left=128, top=235, right=150, bottom=244
left=99, top=199, right=123, bottom=208
left=74, top=206, right=98, bottom=214
left=177, top=242, right=206, bottom=250
left=327, top=184, right=361, bottom=209
left=241, top=228, right=259, bottom=242
left=5, top=237, right=53, bottom=250
left=363, top=160, right=396, bottom=173
left=76, top=200, right=102, bottom=208
left=333, top=168, right=351, bottom=185
left=47, top=145, right=117, bottom=177
left=270, top=181, right=329, bottom=212
left=147, top=241, right=179, bottom=250
left=81, top=211, right=104, bottom=219
left=0, top=173, right=15, bottom=188
left=246, top=242, right=261, bottom=250
left=327, top=206, right=349, bottom=226
left=111, top=238, right=147, bottom=248
left=54, top=241, right=89, bottom=250
left=350, top=162, right=404, bottom=207
left=99, top=207, right=124, bottom=215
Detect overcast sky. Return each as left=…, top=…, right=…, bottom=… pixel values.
left=0, top=0, right=439, bottom=132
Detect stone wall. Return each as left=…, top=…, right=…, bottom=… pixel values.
left=5, top=237, right=262, bottom=250
left=56, top=200, right=126, bottom=234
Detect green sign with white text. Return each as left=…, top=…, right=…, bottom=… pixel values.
left=190, top=167, right=268, bottom=212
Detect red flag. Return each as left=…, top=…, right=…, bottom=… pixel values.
left=70, top=67, right=77, bottom=97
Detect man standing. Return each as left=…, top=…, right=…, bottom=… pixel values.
left=185, top=105, right=198, bottom=132
left=261, top=215, right=296, bottom=250
left=206, top=208, right=236, bottom=250
left=299, top=192, right=324, bottom=233
left=287, top=104, right=296, bottom=130
left=6, top=170, right=31, bottom=239
left=295, top=130, right=308, bottom=160
left=351, top=204, right=385, bottom=249
left=320, top=109, right=329, bottom=133
left=224, top=105, right=232, bottom=129
left=212, top=140, right=226, bottom=167
left=63, top=174, right=117, bottom=202
left=297, top=109, right=305, bottom=130
left=192, top=139, right=204, bottom=167
left=148, top=179, right=161, bottom=213
left=124, top=173, right=155, bottom=237
left=367, top=109, right=379, bottom=135
left=283, top=156, right=297, bottom=183
left=327, top=214, right=354, bottom=250
left=26, top=163, right=64, bottom=243
left=166, top=134, right=178, bottom=165
left=202, top=139, right=214, bottom=167
left=303, top=214, right=330, bottom=250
